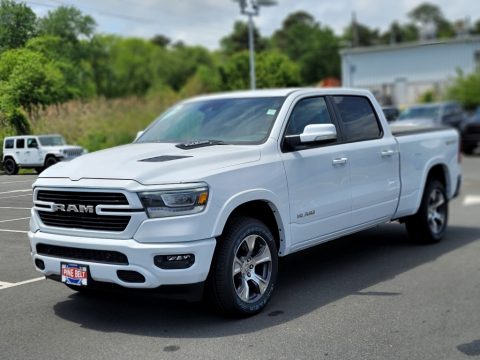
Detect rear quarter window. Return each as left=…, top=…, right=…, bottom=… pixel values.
left=4, top=139, right=14, bottom=149
left=333, top=96, right=382, bottom=142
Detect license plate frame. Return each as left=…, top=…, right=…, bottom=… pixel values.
left=61, top=263, right=88, bottom=286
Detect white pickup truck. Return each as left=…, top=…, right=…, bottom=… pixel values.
left=29, top=89, right=461, bottom=317
left=3, top=134, right=86, bottom=175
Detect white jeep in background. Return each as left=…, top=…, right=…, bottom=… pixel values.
left=2, top=134, right=86, bottom=175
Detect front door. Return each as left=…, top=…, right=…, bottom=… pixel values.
left=25, top=138, right=41, bottom=165
left=280, top=96, right=352, bottom=248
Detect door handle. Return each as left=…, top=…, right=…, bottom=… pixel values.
left=381, top=150, right=395, bottom=157
left=332, top=157, right=348, bottom=166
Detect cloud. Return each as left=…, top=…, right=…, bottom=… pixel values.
left=28, top=0, right=480, bottom=49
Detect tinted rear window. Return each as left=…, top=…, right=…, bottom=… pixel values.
left=333, top=96, right=382, bottom=142
left=4, top=139, right=14, bottom=149
left=16, top=139, right=25, bottom=148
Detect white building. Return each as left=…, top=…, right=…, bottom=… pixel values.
left=340, top=36, right=480, bottom=106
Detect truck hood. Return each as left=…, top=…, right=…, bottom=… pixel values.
left=39, top=142, right=261, bottom=185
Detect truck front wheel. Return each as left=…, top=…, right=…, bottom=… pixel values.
left=206, top=216, right=278, bottom=317
left=44, top=156, right=58, bottom=169
left=405, top=179, right=448, bottom=243
left=3, top=158, right=19, bottom=175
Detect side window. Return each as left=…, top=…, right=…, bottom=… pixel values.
left=333, top=96, right=382, bottom=142
left=27, top=138, right=38, bottom=148
left=16, top=139, right=25, bottom=149
left=285, top=97, right=333, bottom=136
left=4, top=139, right=14, bottom=149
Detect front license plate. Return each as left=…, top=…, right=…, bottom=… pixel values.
left=61, top=263, right=88, bottom=286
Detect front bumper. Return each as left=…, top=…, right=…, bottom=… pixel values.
left=28, top=230, right=216, bottom=288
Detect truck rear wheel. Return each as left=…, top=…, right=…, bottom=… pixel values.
left=3, top=158, right=19, bottom=175
left=206, top=216, right=278, bottom=317
left=405, top=179, right=448, bottom=244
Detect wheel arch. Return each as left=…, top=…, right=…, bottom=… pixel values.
left=414, top=162, right=450, bottom=214
left=3, top=155, right=16, bottom=162
left=213, top=192, right=288, bottom=256
left=44, top=153, right=59, bottom=166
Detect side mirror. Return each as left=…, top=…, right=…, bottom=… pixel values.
left=299, top=124, right=337, bottom=143
left=284, top=124, right=337, bottom=150
left=134, top=130, right=144, bottom=142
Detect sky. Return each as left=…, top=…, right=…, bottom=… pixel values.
left=27, top=0, right=480, bottom=49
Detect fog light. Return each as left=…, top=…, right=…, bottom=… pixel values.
left=35, top=259, right=45, bottom=270
left=154, top=254, right=195, bottom=269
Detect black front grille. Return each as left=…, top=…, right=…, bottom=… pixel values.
left=37, top=190, right=129, bottom=205
left=36, top=190, right=131, bottom=232
left=37, top=243, right=129, bottom=265
left=38, top=212, right=130, bottom=231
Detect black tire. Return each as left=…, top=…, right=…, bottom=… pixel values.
left=463, top=147, right=474, bottom=155
left=3, top=158, right=19, bottom=175
left=405, top=179, right=448, bottom=244
left=34, top=167, right=44, bottom=174
left=206, top=216, right=278, bottom=317
left=44, top=156, right=58, bottom=169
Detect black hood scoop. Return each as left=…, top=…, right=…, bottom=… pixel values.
left=139, top=155, right=192, bottom=162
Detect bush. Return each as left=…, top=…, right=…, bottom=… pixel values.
left=447, top=70, right=480, bottom=110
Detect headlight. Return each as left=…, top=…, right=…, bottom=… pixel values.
left=138, top=187, right=209, bottom=218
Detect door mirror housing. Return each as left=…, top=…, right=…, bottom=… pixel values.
left=284, top=124, right=337, bottom=150
left=134, top=130, right=144, bottom=142
left=299, top=124, right=337, bottom=143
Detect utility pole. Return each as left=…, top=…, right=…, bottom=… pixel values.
left=234, top=0, right=277, bottom=90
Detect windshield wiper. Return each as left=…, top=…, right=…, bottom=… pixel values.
left=176, top=140, right=227, bottom=150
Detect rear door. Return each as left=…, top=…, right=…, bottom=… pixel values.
left=280, top=96, right=352, bottom=247
left=15, top=138, right=27, bottom=165
left=331, top=95, right=400, bottom=226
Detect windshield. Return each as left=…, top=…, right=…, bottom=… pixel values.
left=38, top=135, right=66, bottom=146
left=399, top=106, right=441, bottom=121
left=136, top=97, right=285, bottom=145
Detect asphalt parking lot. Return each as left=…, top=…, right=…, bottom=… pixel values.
left=0, top=157, right=479, bottom=360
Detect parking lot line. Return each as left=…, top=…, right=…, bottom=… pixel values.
left=0, top=217, right=30, bottom=223
left=463, top=195, right=480, bottom=206
left=0, top=180, right=35, bottom=185
left=0, top=277, right=45, bottom=290
left=0, top=206, right=31, bottom=210
left=0, top=189, right=31, bottom=195
left=0, top=229, right=28, bottom=233
left=0, top=194, right=32, bottom=200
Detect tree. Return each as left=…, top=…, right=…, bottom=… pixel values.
left=473, top=19, right=480, bottom=35
left=408, top=2, right=455, bottom=39
left=0, top=0, right=36, bottom=52
left=219, top=51, right=300, bottom=90
left=163, top=45, right=216, bottom=91
left=342, top=22, right=381, bottom=47
left=273, top=11, right=340, bottom=84
left=180, top=65, right=222, bottom=97
left=38, top=6, right=96, bottom=43
left=0, top=49, right=67, bottom=133
left=220, top=21, right=268, bottom=55
left=151, top=34, right=171, bottom=48
left=26, top=35, right=96, bottom=98
left=380, top=21, right=419, bottom=44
